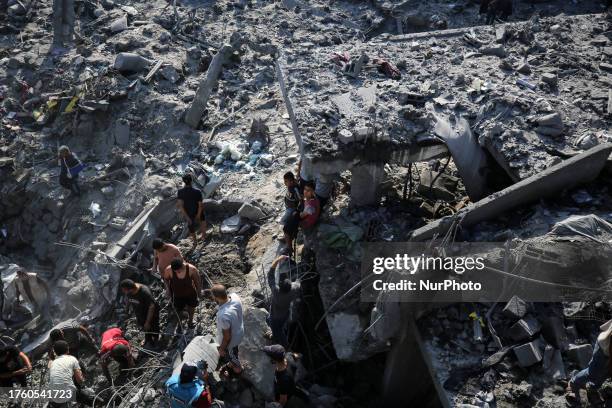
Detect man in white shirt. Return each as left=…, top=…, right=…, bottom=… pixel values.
left=48, top=340, right=92, bottom=406
left=211, top=284, right=244, bottom=376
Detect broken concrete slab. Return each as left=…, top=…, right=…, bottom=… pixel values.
left=239, top=307, right=274, bottom=399
left=89, top=199, right=178, bottom=318
left=113, top=52, right=151, bottom=73
left=238, top=202, right=266, bottom=221
left=326, top=312, right=366, bottom=361
left=514, top=341, right=543, bottom=367
left=410, top=143, right=612, bottom=241
left=184, top=44, right=234, bottom=128
left=567, top=343, right=593, bottom=369
left=541, top=73, right=558, bottom=87
left=172, top=334, right=219, bottom=373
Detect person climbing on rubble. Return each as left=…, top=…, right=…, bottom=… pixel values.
left=281, top=171, right=302, bottom=255
left=11, top=267, right=51, bottom=322
left=0, top=344, right=31, bottom=387
left=211, top=284, right=244, bottom=377
left=49, top=321, right=97, bottom=362
left=177, top=173, right=207, bottom=248
left=566, top=319, right=612, bottom=406
left=48, top=340, right=94, bottom=407
left=120, top=279, right=160, bottom=348
left=263, top=345, right=309, bottom=407
left=152, top=238, right=183, bottom=280
left=98, top=327, right=135, bottom=383
left=479, top=0, right=512, bottom=25
left=163, top=258, right=204, bottom=329
left=165, top=361, right=212, bottom=408
left=58, top=146, right=84, bottom=197
left=269, top=277, right=301, bottom=348
left=299, top=181, right=320, bottom=257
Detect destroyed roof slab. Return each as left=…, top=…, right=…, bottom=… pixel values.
left=280, top=13, right=611, bottom=177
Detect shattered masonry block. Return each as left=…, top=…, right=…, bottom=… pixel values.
left=503, top=295, right=528, bottom=319
left=480, top=44, right=506, bottom=57
left=237, top=202, right=266, bottom=221
left=567, top=344, right=593, bottom=369
left=513, top=341, right=543, bottom=367
left=508, top=316, right=541, bottom=342
left=541, top=73, right=558, bottom=87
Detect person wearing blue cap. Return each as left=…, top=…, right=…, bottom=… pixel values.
left=165, top=362, right=212, bottom=408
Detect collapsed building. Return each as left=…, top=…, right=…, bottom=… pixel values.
left=1, top=0, right=612, bottom=407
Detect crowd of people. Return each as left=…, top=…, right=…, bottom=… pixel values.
left=0, top=149, right=325, bottom=407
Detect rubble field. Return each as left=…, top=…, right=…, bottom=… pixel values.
left=1, top=0, right=612, bottom=407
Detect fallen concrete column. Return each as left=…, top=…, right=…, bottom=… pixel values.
left=432, top=112, right=488, bottom=201
left=184, top=44, right=234, bottom=128
left=410, top=143, right=612, bottom=241
left=275, top=58, right=303, bottom=154
left=350, top=163, right=385, bottom=206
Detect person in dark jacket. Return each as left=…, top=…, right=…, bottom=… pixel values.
left=480, top=0, right=512, bottom=24
left=58, top=146, right=82, bottom=196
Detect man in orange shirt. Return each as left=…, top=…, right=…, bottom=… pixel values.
left=151, top=238, right=183, bottom=279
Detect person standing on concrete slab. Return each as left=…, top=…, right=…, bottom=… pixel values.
left=165, top=362, right=212, bottom=408
left=566, top=320, right=612, bottom=406
left=0, top=345, right=31, bottom=387
left=177, top=174, right=207, bottom=248
left=98, top=327, right=135, bottom=383
left=48, top=340, right=93, bottom=406
left=152, top=238, right=183, bottom=279
left=282, top=172, right=302, bottom=254
left=52, top=0, right=75, bottom=50
left=58, top=146, right=83, bottom=196
left=270, top=278, right=301, bottom=348
left=12, top=268, right=51, bottom=321
left=163, top=258, right=203, bottom=329
left=120, top=279, right=160, bottom=348
left=211, top=284, right=244, bottom=376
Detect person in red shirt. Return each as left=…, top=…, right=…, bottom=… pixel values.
left=299, top=181, right=320, bottom=230
left=299, top=181, right=320, bottom=256
left=98, top=328, right=135, bottom=382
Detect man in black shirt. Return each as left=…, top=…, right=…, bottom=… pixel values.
left=263, top=344, right=308, bottom=407
left=120, top=279, right=160, bottom=348
left=177, top=173, right=207, bottom=247
left=49, top=321, right=98, bottom=360
left=281, top=172, right=301, bottom=254
left=0, top=345, right=32, bottom=387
